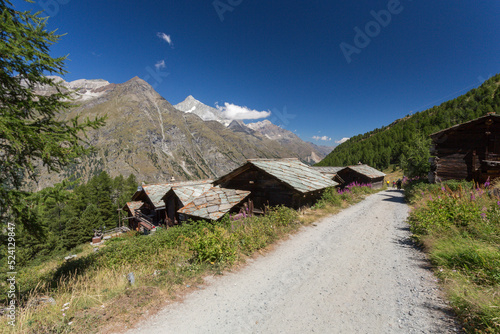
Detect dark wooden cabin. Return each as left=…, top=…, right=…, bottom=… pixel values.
left=162, top=180, right=213, bottom=225
left=122, top=201, right=145, bottom=231
left=336, top=165, right=386, bottom=189
left=429, top=114, right=500, bottom=183
left=129, top=183, right=171, bottom=228
left=214, top=158, right=338, bottom=210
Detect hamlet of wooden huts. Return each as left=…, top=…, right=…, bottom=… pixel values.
left=429, top=113, right=500, bottom=183
left=125, top=180, right=212, bottom=230
left=336, top=164, right=386, bottom=189
left=214, top=158, right=338, bottom=210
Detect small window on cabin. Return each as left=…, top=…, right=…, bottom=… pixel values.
left=249, top=181, right=254, bottom=184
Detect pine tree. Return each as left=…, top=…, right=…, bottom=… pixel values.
left=64, top=204, right=102, bottom=249
left=0, top=0, right=105, bottom=226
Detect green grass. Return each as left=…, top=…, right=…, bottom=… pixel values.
left=405, top=179, right=500, bottom=333
left=0, top=184, right=377, bottom=333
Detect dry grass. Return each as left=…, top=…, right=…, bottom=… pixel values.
left=299, top=200, right=350, bottom=225
left=0, top=188, right=379, bottom=334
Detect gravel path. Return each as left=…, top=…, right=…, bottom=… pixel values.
left=128, top=190, right=460, bottom=333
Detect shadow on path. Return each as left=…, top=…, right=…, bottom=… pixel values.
left=380, top=190, right=406, bottom=204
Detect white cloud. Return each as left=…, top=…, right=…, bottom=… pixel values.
left=216, top=102, right=271, bottom=120
left=313, top=135, right=332, bottom=141
left=155, top=60, right=166, bottom=70
left=335, top=137, right=350, bottom=144
left=157, top=32, right=173, bottom=46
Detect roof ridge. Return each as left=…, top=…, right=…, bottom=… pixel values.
left=247, top=158, right=299, bottom=162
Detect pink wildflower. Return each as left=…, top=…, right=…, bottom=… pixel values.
left=484, top=177, right=491, bottom=188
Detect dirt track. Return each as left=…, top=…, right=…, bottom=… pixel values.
left=127, top=190, right=460, bottom=333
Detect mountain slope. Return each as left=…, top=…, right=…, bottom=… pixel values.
left=246, top=120, right=329, bottom=164
left=30, top=77, right=326, bottom=189
left=318, top=74, right=500, bottom=170
left=174, top=96, right=328, bottom=164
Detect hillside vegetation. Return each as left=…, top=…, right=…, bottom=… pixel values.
left=405, top=179, right=500, bottom=332
left=0, top=185, right=377, bottom=333
left=0, top=173, right=137, bottom=272
left=318, top=74, right=500, bottom=170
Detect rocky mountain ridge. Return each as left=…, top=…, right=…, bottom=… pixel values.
left=30, top=76, right=331, bottom=190
left=175, top=96, right=333, bottom=160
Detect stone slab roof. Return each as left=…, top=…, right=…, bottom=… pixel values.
left=248, top=159, right=338, bottom=193
left=346, top=165, right=386, bottom=179
left=167, top=182, right=214, bottom=206
left=133, top=180, right=213, bottom=209
left=178, top=187, right=251, bottom=221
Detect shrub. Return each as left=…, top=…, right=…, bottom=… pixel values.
left=185, top=225, right=237, bottom=264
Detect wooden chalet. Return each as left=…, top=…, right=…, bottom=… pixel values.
left=177, top=187, right=251, bottom=222
left=162, top=180, right=213, bottom=225
left=214, top=158, right=338, bottom=210
left=127, top=180, right=213, bottom=230
left=429, top=114, right=500, bottom=183
left=310, top=166, right=345, bottom=185
left=336, top=165, right=385, bottom=189
left=122, top=201, right=149, bottom=231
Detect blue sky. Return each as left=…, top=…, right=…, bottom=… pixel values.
left=14, top=0, right=500, bottom=146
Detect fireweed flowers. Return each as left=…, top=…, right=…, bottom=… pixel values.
left=406, top=179, right=500, bottom=331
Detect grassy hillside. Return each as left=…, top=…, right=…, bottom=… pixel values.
left=318, top=74, right=500, bottom=170
left=0, top=185, right=377, bottom=333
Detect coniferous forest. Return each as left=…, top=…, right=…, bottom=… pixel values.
left=1, top=173, right=137, bottom=268
left=317, top=74, right=500, bottom=171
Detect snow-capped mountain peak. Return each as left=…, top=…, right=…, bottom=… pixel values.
left=41, top=76, right=113, bottom=100
left=174, top=95, right=230, bottom=124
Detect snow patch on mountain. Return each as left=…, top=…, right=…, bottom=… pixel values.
left=43, top=76, right=112, bottom=100
left=174, top=95, right=228, bottom=124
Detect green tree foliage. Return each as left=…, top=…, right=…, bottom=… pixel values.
left=0, top=172, right=139, bottom=267
left=0, top=0, right=105, bottom=225
left=399, top=132, right=431, bottom=177
left=86, top=171, right=115, bottom=227
left=64, top=204, right=102, bottom=250
left=318, top=74, right=500, bottom=171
